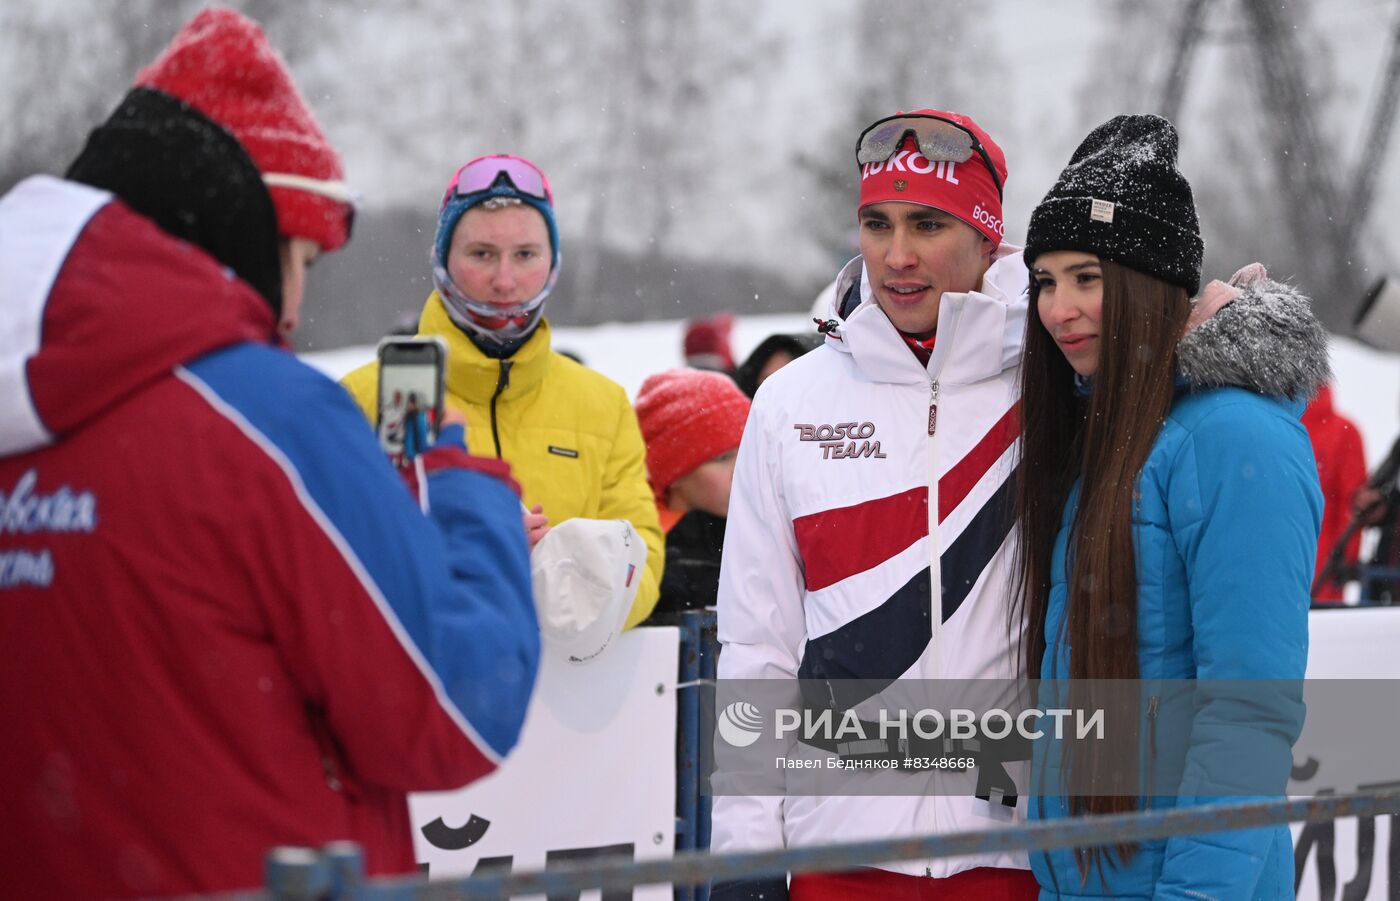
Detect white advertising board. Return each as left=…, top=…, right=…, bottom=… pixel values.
left=410, top=625, right=680, bottom=899
left=1294, top=606, right=1400, bottom=901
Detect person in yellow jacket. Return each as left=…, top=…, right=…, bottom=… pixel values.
left=342, top=155, right=662, bottom=627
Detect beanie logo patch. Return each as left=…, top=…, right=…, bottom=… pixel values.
left=1090, top=199, right=1115, bottom=224
left=548, top=445, right=580, bottom=458
left=893, top=179, right=908, bottom=192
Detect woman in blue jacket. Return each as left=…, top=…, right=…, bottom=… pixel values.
left=1013, top=114, right=1327, bottom=899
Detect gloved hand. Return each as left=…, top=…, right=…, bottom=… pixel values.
left=401, top=406, right=432, bottom=461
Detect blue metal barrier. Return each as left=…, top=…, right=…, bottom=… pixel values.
left=674, top=612, right=703, bottom=901
left=695, top=609, right=717, bottom=901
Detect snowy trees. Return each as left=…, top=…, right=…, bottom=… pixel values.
left=3, top=0, right=1395, bottom=343
left=1080, top=0, right=1400, bottom=329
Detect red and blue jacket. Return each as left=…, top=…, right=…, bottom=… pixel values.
left=0, top=176, right=538, bottom=899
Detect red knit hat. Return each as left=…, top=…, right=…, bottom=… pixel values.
left=635, top=369, right=751, bottom=501
left=857, top=108, right=1007, bottom=245
left=135, top=8, right=352, bottom=252
left=683, top=313, right=737, bottom=372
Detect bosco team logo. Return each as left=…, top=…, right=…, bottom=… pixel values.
left=793, top=421, right=888, bottom=460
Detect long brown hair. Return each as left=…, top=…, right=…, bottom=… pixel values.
left=1012, top=259, right=1191, bottom=875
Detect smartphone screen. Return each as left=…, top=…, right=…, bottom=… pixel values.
left=377, top=337, right=447, bottom=460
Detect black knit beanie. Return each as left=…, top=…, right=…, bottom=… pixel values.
left=66, top=87, right=284, bottom=315
left=1024, top=114, right=1202, bottom=295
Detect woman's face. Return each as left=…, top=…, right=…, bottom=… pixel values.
left=1032, top=250, right=1104, bottom=377
left=446, top=204, right=551, bottom=313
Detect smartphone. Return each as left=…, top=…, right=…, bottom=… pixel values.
left=376, top=336, right=448, bottom=461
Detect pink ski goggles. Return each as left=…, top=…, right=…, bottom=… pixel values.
left=441, top=154, right=553, bottom=207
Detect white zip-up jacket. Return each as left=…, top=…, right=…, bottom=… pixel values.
left=712, top=245, right=1030, bottom=879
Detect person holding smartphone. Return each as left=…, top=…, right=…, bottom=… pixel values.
left=0, top=10, right=538, bottom=899
left=341, top=155, right=665, bottom=629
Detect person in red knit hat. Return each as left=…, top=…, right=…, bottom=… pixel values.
left=67, top=4, right=356, bottom=339
left=0, top=8, right=538, bottom=899
left=683, top=312, right=738, bottom=374
left=635, top=368, right=750, bottom=622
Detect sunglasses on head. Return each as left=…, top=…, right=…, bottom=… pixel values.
left=855, top=114, right=1003, bottom=200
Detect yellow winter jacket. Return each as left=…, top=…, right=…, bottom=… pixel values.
left=341, top=294, right=663, bottom=628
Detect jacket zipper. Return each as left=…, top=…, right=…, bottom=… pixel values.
left=489, top=361, right=513, bottom=459
left=1145, top=694, right=1160, bottom=809
left=925, top=375, right=941, bottom=876
left=910, top=301, right=954, bottom=875
left=927, top=377, right=942, bottom=676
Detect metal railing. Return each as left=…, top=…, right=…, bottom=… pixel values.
left=244, top=791, right=1400, bottom=899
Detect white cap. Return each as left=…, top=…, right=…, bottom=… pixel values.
left=531, top=518, right=647, bottom=664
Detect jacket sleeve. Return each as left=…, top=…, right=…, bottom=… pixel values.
left=1155, top=401, right=1320, bottom=901
left=596, top=386, right=666, bottom=628
left=711, top=395, right=807, bottom=863
left=241, top=368, right=539, bottom=793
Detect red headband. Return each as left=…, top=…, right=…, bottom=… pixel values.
left=857, top=109, right=1007, bottom=245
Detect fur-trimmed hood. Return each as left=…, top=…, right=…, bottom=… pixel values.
left=1177, top=270, right=1330, bottom=402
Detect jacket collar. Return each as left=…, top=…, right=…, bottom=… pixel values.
left=823, top=243, right=1029, bottom=386
left=419, top=292, right=553, bottom=405
left=1176, top=274, right=1330, bottom=405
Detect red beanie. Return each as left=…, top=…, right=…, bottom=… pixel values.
left=857, top=108, right=1007, bottom=245
left=635, top=369, right=751, bottom=501
left=135, top=8, right=352, bottom=252
left=683, top=313, right=737, bottom=372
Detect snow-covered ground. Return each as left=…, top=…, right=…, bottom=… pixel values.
left=303, top=313, right=812, bottom=400
left=304, top=317, right=1400, bottom=469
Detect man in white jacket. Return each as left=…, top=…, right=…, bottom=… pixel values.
left=711, top=109, right=1036, bottom=901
